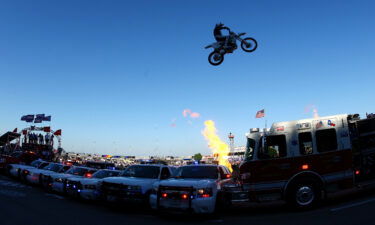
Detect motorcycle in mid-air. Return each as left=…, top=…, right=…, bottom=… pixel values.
left=205, top=30, right=258, bottom=66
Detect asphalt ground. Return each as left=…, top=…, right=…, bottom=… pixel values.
left=1, top=174, right=375, bottom=225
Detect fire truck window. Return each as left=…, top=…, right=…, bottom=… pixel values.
left=259, top=135, right=287, bottom=159
left=298, top=132, right=313, bottom=155
left=245, top=138, right=255, bottom=160
left=316, top=129, right=338, bottom=152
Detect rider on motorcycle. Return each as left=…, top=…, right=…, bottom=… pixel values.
left=213, top=23, right=235, bottom=50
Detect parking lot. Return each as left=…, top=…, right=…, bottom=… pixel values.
left=1, top=174, right=375, bottom=225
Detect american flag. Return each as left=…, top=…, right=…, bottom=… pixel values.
left=255, top=109, right=265, bottom=118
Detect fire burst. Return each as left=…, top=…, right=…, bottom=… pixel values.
left=202, top=120, right=232, bottom=172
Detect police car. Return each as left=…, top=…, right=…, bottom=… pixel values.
left=49, top=166, right=97, bottom=194
left=101, top=164, right=174, bottom=204
left=22, top=163, right=70, bottom=185
left=150, top=164, right=232, bottom=214
left=8, top=159, right=48, bottom=179
left=65, top=169, right=121, bottom=200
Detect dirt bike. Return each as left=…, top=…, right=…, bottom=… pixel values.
left=205, top=30, right=258, bottom=66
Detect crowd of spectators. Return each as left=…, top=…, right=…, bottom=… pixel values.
left=24, top=132, right=54, bottom=145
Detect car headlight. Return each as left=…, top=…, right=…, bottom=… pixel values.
left=84, top=184, right=97, bottom=190
left=196, top=188, right=213, bottom=198
left=55, top=178, right=63, bottom=183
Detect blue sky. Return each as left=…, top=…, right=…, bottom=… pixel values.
left=1, top=0, right=374, bottom=156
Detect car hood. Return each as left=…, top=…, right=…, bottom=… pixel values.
left=68, top=177, right=101, bottom=184
left=10, top=164, right=34, bottom=169
left=102, top=177, right=157, bottom=188
left=159, top=178, right=216, bottom=189
left=25, top=168, right=45, bottom=174
left=39, top=170, right=59, bottom=176
left=51, top=174, right=76, bottom=179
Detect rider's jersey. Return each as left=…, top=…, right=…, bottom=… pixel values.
left=214, top=26, right=229, bottom=41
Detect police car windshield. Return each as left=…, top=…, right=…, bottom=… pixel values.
left=173, top=166, right=218, bottom=179
left=44, top=163, right=63, bottom=172
left=121, top=165, right=160, bottom=179
left=92, top=170, right=120, bottom=179
left=30, top=160, right=43, bottom=168
left=66, top=167, right=89, bottom=176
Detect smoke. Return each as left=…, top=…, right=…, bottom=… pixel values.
left=182, top=109, right=192, bottom=117
left=190, top=112, right=200, bottom=118
left=182, top=109, right=201, bottom=119
left=305, top=104, right=319, bottom=118
left=170, top=118, right=177, bottom=127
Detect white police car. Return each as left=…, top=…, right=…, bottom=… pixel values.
left=101, top=164, right=173, bottom=204
left=65, top=169, right=121, bottom=200
left=50, top=166, right=97, bottom=194
left=23, top=163, right=70, bottom=185
left=150, top=164, right=232, bottom=214
left=8, top=160, right=48, bottom=179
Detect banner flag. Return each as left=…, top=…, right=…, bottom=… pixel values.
left=43, top=115, right=51, bottom=121
left=34, top=118, right=42, bottom=123
left=43, top=127, right=51, bottom=132
left=54, top=129, right=62, bottom=136
left=22, top=130, right=27, bottom=135
left=36, top=114, right=45, bottom=120
left=13, top=128, right=17, bottom=133
left=22, top=115, right=35, bottom=122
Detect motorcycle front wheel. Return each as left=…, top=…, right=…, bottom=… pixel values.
left=208, top=52, right=224, bottom=66
left=241, top=37, right=258, bottom=52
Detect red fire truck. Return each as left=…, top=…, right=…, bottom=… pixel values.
left=229, top=113, right=375, bottom=209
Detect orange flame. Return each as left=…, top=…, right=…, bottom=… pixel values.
left=202, top=120, right=232, bottom=172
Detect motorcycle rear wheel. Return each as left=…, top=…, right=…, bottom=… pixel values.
left=208, top=52, right=224, bottom=66
left=241, top=37, right=258, bottom=52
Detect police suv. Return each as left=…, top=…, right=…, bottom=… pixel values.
left=100, top=164, right=174, bottom=204
left=150, top=164, right=232, bottom=214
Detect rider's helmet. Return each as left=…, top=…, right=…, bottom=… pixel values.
left=215, top=23, right=224, bottom=27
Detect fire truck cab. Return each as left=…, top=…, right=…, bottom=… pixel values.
left=233, top=113, right=375, bottom=208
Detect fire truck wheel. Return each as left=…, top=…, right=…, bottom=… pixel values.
left=287, top=178, right=321, bottom=209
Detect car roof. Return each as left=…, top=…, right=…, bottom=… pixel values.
left=97, top=169, right=121, bottom=172
left=128, top=164, right=167, bottom=167
left=71, top=166, right=97, bottom=170
left=86, top=161, right=114, bottom=164
left=183, top=164, right=219, bottom=167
